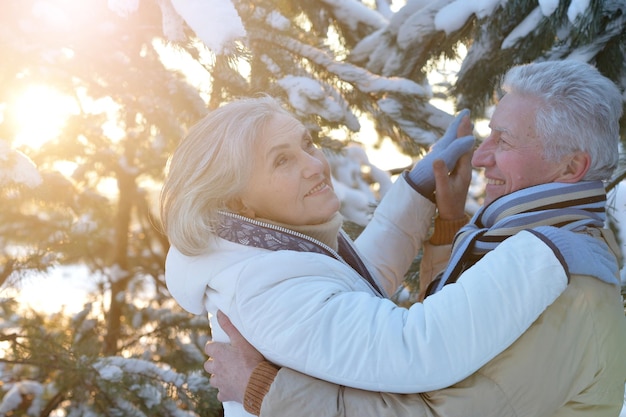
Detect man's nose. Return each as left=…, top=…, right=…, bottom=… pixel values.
left=471, top=137, right=495, bottom=167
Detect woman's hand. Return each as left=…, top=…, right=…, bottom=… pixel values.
left=433, top=114, right=473, bottom=220
left=405, top=110, right=475, bottom=201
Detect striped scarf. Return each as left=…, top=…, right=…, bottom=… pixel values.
left=430, top=181, right=608, bottom=295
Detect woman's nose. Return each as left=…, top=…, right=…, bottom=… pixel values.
left=301, top=152, right=325, bottom=177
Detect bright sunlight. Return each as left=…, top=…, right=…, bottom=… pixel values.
left=10, top=84, right=78, bottom=149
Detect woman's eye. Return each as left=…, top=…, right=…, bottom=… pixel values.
left=303, top=138, right=316, bottom=152
left=274, top=155, right=288, bottom=167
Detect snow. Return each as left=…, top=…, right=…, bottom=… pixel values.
left=567, top=0, right=590, bottom=23
left=95, top=356, right=188, bottom=386
left=397, top=5, right=439, bottom=49
left=277, top=75, right=361, bottom=131
left=377, top=97, right=439, bottom=144
left=435, top=0, right=502, bottom=34
left=0, top=381, right=44, bottom=415
left=320, top=0, right=388, bottom=31
left=502, top=7, right=543, bottom=49
left=326, top=144, right=393, bottom=226
left=156, top=0, right=187, bottom=42
left=0, top=140, right=42, bottom=188
left=538, top=0, right=560, bottom=16
left=170, top=0, right=246, bottom=54
left=265, top=10, right=290, bottom=31
left=2, top=1, right=623, bottom=415
left=97, top=364, right=124, bottom=382
left=434, top=1, right=475, bottom=34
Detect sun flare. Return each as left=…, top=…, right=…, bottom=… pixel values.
left=10, top=84, right=78, bottom=149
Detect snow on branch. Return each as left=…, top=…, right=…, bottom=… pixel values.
left=377, top=98, right=439, bottom=145
left=116, top=0, right=246, bottom=53
left=95, top=356, right=186, bottom=385
left=319, top=0, right=388, bottom=31
left=256, top=31, right=431, bottom=99
left=0, top=140, right=42, bottom=188
left=0, top=380, right=46, bottom=416
left=435, top=0, right=502, bottom=34
left=169, top=0, right=246, bottom=54
left=277, top=76, right=361, bottom=131
left=502, top=7, right=544, bottom=49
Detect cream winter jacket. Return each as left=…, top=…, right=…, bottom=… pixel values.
left=257, top=231, right=626, bottom=417
left=166, top=177, right=571, bottom=417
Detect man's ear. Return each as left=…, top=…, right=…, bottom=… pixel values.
left=560, top=151, right=591, bottom=182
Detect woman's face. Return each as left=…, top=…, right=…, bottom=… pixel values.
left=236, top=113, right=340, bottom=225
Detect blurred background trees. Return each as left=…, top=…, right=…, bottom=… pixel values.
left=0, top=0, right=624, bottom=415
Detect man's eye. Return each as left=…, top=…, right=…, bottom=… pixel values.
left=493, top=134, right=511, bottom=148
left=500, top=138, right=513, bottom=147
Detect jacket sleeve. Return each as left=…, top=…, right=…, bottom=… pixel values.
left=260, top=368, right=434, bottom=417
left=259, top=368, right=516, bottom=417
left=259, top=275, right=626, bottom=417
left=354, top=176, right=436, bottom=296
left=229, top=230, right=569, bottom=393
left=417, top=241, right=452, bottom=301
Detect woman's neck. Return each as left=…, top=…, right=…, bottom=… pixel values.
left=260, top=212, right=343, bottom=251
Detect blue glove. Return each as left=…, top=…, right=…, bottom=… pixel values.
left=529, top=226, right=619, bottom=285
left=405, top=109, right=475, bottom=201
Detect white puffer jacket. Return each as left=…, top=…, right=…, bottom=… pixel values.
left=166, top=177, right=569, bottom=417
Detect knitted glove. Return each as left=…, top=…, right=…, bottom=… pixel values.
left=404, top=109, right=475, bottom=201
left=530, top=226, right=619, bottom=285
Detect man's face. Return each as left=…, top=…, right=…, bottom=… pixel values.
left=471, top=92, right=572, bottom=206
left=236, top=113, right=340, bottom=226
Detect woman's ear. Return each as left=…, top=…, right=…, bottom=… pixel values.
left=560, top=151, right=591, bottom=182
left=226, top=198, right=256, bottom=218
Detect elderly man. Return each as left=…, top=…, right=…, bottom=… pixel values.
left=205, top=60, right=626, bottom=417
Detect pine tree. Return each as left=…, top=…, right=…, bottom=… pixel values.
left=163, top=0, right=626, bottom=159
left=0, top=0, right=220, bottom=414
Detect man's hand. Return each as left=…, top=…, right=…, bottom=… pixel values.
left=204, top=311, right=265, bottom=403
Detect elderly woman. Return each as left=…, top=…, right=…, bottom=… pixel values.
left=160, top=96, right=605, bottom=417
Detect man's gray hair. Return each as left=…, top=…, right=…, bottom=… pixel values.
left=502, top=60, right=623, bottom=181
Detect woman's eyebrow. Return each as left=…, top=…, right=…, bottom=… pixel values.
left=267, top=143, right=290, bottom=157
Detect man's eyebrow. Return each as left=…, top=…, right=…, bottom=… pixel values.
left=491, top=125, right=517, bottom=138
left=490, top=125, right=508, bottom=133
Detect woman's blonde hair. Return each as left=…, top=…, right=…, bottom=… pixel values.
left=160, top=95, right=293, bottom=256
